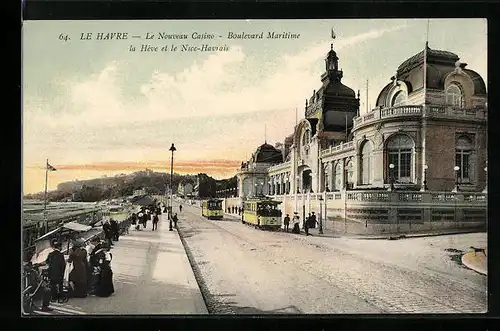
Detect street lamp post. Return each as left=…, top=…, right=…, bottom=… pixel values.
left=169, top=143, right=176, bottom=231
left=423, top=164, right=428, bottom=191
left=388, top=163, right=395, bottom=191
left=318, top=195, right=324, bottom=234
left=344, top=167, right=348, bottom=190
left=453, top=165, right=460, bottom=192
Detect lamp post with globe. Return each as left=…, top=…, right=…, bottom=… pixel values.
left=453, top=165, right=460, bottom=192
left=388, top=163, right=395, bottom=191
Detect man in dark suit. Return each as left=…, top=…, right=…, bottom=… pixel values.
left=110, top=218, right=119, bottom=241
left=46, top=241, right=66, bottom=302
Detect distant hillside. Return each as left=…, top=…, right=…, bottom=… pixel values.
left=23, top=170, right=236, bottom=202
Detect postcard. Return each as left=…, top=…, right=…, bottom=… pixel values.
left=22, top=19, right=487, bottom=316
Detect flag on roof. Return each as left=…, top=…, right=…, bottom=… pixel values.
left=331, top=28, right=336, bottom=39
left=47, top=162, right=57, bottom=171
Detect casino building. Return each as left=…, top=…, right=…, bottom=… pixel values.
left=232, top=42, right=487, bottom=235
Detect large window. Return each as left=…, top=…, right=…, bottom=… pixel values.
left=346, top=161, right=354, bottom=187
left=386, top=134, right=414, bottom=183
left=455, top=135, right=473, bottom=183
left=302, top=129, right=310, bottom=146
left=361, top=140, right=373, bottom=184
left=324, top=165, right=329, bottom=191
left=334, top=162, right=342, bottom=190
left=446, top=83, right=463, bottom=107
left=392, top=91, right=406, bottom=107
left=301, top=129, right=310, bottom=158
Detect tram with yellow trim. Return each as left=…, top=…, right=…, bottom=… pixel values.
left=202, top=199, right=223, bottom=220
left=242, top=198, right=282, bottom=230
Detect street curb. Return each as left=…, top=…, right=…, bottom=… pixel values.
left=351, top=229, right=486, bottom=240
left=176, top=226, right=214, bottom=314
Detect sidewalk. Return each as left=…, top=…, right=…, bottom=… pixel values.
left=41, top=213, right=208, bottom=315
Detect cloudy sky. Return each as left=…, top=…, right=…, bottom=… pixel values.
left=22, top=19, right=487, bottom=194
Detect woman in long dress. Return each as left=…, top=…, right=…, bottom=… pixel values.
left=90, top=244, right=114, bottom=297
left=67, top=242, right=88, bottom=298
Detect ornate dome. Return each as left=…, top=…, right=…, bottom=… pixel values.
left=253, top=143, right=283, bottom=164
left=376, top=45, right=487, bottom=107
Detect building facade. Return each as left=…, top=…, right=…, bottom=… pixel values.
left=234, top=42, right=487, bottom=235
left=178, top=182, right=194, bottom=198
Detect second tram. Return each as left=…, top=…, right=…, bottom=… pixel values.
left=202, top=199, right=223, bottom=220
left=242, top=198, right=282, bottom=230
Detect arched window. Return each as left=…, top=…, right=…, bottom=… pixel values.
left=301, top=129, right=310, bottom=158
left=392, top=91, right=406, bottom=107
left=386, top=134, right=414, bottom=183
left=302, top=129, right=310, bottom=146
left=334, top=162, right=342, bottom=190
left=361, top=140, right=373, bottom=184
left=346, top=161, right=354, bottom=187
left=455, top=135, right=473, bottom=183
left=446, top=83, right=463, bottom=107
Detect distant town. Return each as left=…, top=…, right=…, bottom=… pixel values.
left=23, top=170, right=237, bottom=203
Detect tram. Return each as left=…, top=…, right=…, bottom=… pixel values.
left=202, top=199, right=223, bottom=220
left=242, top=198, right=282, bottom=230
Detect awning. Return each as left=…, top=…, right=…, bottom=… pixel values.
left=63, top=221, right=92, bottom=232
left=34, top=222, right=93, bottom=242
left=34, top=226, right=63, bottom=242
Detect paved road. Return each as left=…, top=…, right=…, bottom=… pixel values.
left=176, top=201, right=487, bottom=314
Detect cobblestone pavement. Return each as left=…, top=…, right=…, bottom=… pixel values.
left=176, top=202, right=487, bottom=314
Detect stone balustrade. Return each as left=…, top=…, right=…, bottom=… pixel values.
left=265, top=190, right=486, bottom=235
left=268, top=190, right=486, bottom=207
left=320, top=141, right=354, bottom=157
left=268, top=161, right=291, bottom=173
left=353, top=104, right=486, bottom=130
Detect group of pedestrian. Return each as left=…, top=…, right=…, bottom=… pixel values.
left=44, top=236, right=115, bottom=308
left=282, top=212, right=317, bottom=236
left=102, top=219, right=120, bottom=248
left=304, top=212, right=318, bottom=236
left=227, top=206, right=242, bottom=215
left=131, top=204, right=163, bottom=231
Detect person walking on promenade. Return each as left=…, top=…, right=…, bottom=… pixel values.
left=304, top=213, right=311, bottom=230
left=283, top=214, right=290, bottom=232
left=292, top=212, right=300, bottom=234
left=172, top=213, right=178, bottom=228
left=103, top=220, right=113, bottom=248
left=152, top=212, right=159, bottom=231
left=134, top=211, right=139, bottom=223
left=136, top=212, right=143, bottom=231
left=89, top=243, right=114, bottom=297
left=309, top=212, right=318, bottom=229
left=142, top=210, right=148, bottom=229
left=46, top=241, right=66, bottom=302
left=110, top=218, right=119, bottom=241
left=67, top=240, right=88, bottom=298
left=304, top=214, right=312, bottom=236
left=85, top=239, right=99, bottom=294
left=179, top=204, right=183, bottom=213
